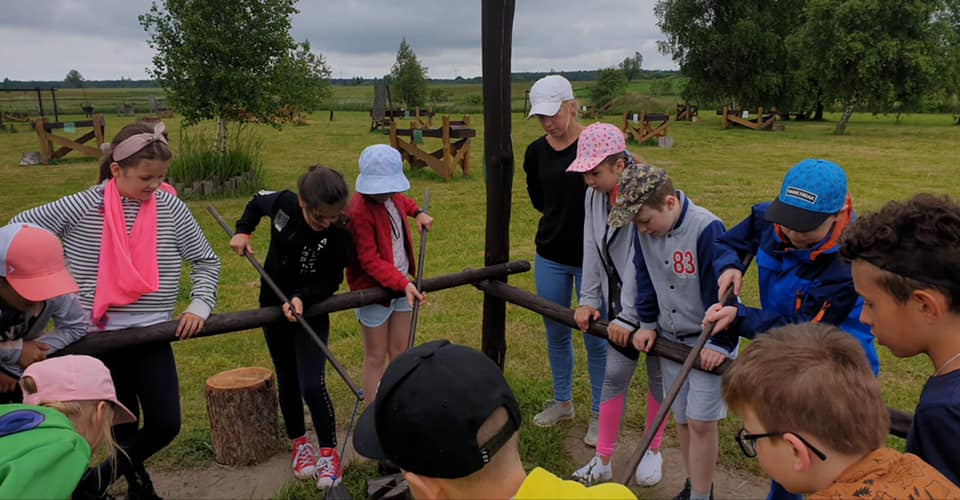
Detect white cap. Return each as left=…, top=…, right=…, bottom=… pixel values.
left=527, top=75, right=574, bottom=118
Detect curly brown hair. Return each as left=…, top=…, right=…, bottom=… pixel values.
left=840, top=193, right=960, bottom=313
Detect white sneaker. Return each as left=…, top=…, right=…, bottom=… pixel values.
left=571, top=454, right=612, bottom=486
left=532, top=399, right=574, bottom=427
left=634, top=449, right=663, bottom=486
left=583, top=410, right=599, bottom=447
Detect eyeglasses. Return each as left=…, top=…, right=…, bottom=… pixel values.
left=736, top=427, right=827, bottom=461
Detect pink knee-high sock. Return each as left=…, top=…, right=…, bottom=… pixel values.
left=646, top=390, right=669, bottom=451
left=597, top=395, right=625, bottom=458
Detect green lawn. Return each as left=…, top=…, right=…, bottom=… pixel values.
left=1, top=106, right=958, bottom=498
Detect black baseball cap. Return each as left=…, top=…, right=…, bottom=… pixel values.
left=352, top=340, right=522, bottom=479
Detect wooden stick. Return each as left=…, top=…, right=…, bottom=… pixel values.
left=207, top=206, right=364, bottom=398
left=408, top=189, right=430, bottom=350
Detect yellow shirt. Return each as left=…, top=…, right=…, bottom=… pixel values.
left=514, top=467, right=637, bottom=499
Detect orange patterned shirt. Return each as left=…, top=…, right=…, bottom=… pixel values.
left=811, top=448, right=960, bottom=500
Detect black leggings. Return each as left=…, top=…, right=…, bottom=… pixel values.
left=99, top=342, right=181, bottom=476
left=263, top=314, right=336, bottom=447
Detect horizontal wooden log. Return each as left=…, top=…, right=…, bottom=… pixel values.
left=42, top=119, right=97, bottom=131
left=472, top=279, right=913, bottom=438
left=58, top=260, right=530, bottom=356
left=393, top=125, right=476, bottom=139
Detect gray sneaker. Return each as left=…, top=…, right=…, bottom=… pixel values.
left=532, top=399, right=574, bottom=427
left=583, top=410, right=600, bottom=447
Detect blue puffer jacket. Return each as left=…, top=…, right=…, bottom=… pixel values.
left=713, top=201, right=880, bottom=374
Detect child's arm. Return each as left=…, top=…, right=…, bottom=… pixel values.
left=714, top=206, right=765, bottom=297
left=230, top=191, right=278, bottom=255
left=609, top=235, right=640, bottom=346
left=0, top=294, right=86, bottom=375
left=9, top=190, right=97, bottom=237
left=522, top=143, right=545, bottom=213
left=396, top=194, right=433, bottom=232
left=171, top=197, right=221, bottom=338
left=577, top=192, right=604, bottom=331
left=698, top=220, right=740, bottom=354
left=632, top=232, right=660, bottom=332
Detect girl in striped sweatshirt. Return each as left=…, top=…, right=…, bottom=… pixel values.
left=12, top=121, right=221, bottom=499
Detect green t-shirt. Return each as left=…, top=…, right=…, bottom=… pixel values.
left=0, top=404, right=92, bottom=499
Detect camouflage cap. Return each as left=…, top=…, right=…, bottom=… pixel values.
left=607, top=163, right=669, bottom=228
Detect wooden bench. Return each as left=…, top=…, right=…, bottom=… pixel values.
left=32, top=115, right=106, bottom=164
left=622, top=111, right=670, bottom=145
left=722, top=106, right=780, bottom=131
left=676, top=102, right=699, bottom=122
left=390, top=115, right=474, bottom=180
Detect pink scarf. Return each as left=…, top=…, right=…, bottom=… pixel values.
left=92, top=179, right=160, bottom=328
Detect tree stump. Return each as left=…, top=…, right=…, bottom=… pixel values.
left=205, top=367, right=282, bottom=466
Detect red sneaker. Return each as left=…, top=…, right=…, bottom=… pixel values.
left=315, top=447, right=342, bottom=488
left=291, top=436, right=318, bottom=479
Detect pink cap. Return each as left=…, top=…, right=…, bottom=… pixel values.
left=566, top=123, right=627, bottom=173
left=21, top=355, right=137, bottom=425
left=0, top=223, right=79, bottom=302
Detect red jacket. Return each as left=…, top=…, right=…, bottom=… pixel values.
left=346, top=192, right=419, bottom=293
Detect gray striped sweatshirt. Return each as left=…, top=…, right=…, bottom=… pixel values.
left=11, top=184, right=220, bottom=321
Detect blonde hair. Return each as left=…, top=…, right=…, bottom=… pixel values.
left=20, top=376, right=125, bottom=487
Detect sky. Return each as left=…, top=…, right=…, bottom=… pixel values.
left=0, top=0, right=678, bottom=82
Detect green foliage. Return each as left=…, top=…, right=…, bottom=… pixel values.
left=139, top=0, right=331, bottom=131
left=619, top=51, right=644, bottom=81
left=168, top=125, right=264, bottom=197
left=64, top=70, right=84, bottom=88
left=390, top=38, right=429, bottom=108
left=649, top=78, right=675, bottom=96
left=590, top=68, right=628, bottom=110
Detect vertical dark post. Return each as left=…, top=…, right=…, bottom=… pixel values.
left=36, top=87, right=44, bottom=118
left=480, top=0, right=515, bottom=368
left=51, top=88, right=59, bottom=123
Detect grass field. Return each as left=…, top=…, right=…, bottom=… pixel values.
left=1, top=103, right=958, bottom=498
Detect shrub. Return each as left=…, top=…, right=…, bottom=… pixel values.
left=168, top=125, right=264, bottom=198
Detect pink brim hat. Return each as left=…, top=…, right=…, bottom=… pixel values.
left=566, top=122, right=627, bottom=173
left=21, top=355, right=137, bottom=425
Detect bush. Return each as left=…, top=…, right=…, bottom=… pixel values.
left=168, top=125, right=264, bottom=198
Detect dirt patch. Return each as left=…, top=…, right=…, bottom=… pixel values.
left=564, top=427, right=770, bottom=499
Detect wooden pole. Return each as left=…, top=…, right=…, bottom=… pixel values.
left=408, top=189, right=431, bottom=350
left=471, top=279, right=914, bottom=439
left=58, top=261, right=530, bottom=357
left=480, top=0, right=516, bottom=369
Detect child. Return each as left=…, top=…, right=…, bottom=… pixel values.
left=11, top=121, right=221, bottom=498
left=565, top=124, right=667, bottom=485
left=346, top=144, right=432, bottom=404
left=840, top=193, right=960, bottom=485
left=523, top=75, right=606, bottom=443
left=721, top=323, right=960, bottom=498
left=608, top=164, right=739, bottom=500
left=230, top=165, right=352, bottom=488
left=0, top=223, right=86, bottom=401
left=1, top=355, right=137, bottom=499
left=704, top=159, right=879, bottom=374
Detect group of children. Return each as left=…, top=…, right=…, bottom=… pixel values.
left=521, top=74, right=959, bottom=500
left=0, top=121, right=431, bottom=496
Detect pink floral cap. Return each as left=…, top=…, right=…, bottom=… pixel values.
left=566, top=123, right=627, bottom=173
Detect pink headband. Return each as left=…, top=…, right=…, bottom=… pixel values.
left=103, top=122, right=168, bottom=162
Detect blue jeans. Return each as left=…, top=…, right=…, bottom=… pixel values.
left=535, top=254, right=607, bottom=412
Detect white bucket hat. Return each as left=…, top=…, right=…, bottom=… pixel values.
left=356, top=144, right=411, bottom=195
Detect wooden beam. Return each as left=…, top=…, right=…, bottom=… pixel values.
left=58, top=261, right=530, bottom=356
left=480, top=0, right=516, bottom=368
left=472, top=279, right=914, bottom=438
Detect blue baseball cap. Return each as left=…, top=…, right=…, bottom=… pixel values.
left=765, top=159, right=848, bottom=232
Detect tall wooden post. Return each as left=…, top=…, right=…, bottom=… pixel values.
left=480, top=0, right=516, bottom=368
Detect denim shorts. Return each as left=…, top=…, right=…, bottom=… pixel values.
left=659, top=355, right=726, bottom=424
left=355, top=297, right=412, bottom=328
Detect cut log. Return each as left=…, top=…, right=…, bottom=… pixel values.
left=205, top=367, right=282, bottom=466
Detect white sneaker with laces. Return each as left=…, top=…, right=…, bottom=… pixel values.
left=291, top=436, right=318, bottom=479
left=571, top=454, right=612, bottom=486
left=532, top=399, right=574, bottom=427
left=634, top=449, right=663, bottom=486
left=583, top=410, right=600, bottom=447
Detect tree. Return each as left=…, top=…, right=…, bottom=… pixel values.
left=619, top=51, right=643, bottom=81
left=390, top=38, right=429, bottom=108
left=790, top=0, right=939, bottom=134
left=64, top=70, right=84, bottom=88
left=140, top=0, right=332, bottom=151
left=590, top=67, right=628, bottom=110
left=931, top=0, right=960, bottom=123
left=655, top=0, right=806, bottom=109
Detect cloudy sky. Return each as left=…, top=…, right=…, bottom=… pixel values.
left=0, top=0, right=678, bottom=81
